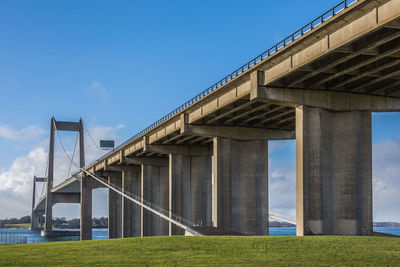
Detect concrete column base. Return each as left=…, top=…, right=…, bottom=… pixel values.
left=142, top=164, right=169, bottom=236
left=31, top=211, right=42, bottom=231
left=169, top=154, right=212, bottom=235
left=109, top=174, right=122, bottom=239
left=213, top=137, right=268, bottom=235
left=296, top=106, right=372, bottom=236
left=122, top=167, right=141, bottom=238
left=80, top=176, right=93, bottom=240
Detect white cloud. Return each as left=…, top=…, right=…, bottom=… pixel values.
left=0, top=123, right=124, bottom=219
left=0, top=125, right=46, bottom=142
left=84, top=124, right=126, bottom=164
left=269, top=160, right=296, bottom=221
left=0, top=147, right=47, bottom=218
left=372, top=139, right=400, bottom=222
left=268, top=138, right=400, bottom=223
left=84, top=81, right=109, bottom=101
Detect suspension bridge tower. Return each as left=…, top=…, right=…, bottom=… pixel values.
left=32, top=117, right=85, bottom=236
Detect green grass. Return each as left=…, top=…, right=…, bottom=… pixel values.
left=3, top=223, right=30, bottom=229
left=0, top=236, right=400, bottom=266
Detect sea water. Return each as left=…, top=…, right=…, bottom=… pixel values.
left=0, top=228, right=107, bottom=244
left=0, top=227, right=399, bottom=244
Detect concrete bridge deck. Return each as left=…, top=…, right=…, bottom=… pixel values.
left=86, top=0, right=400, bottom=171
left=34, top=177, right=81, bottom=213
left=32, top=0, right=400, bottom=239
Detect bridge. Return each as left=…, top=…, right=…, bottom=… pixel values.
left=31, top=0, right=400, bottom=239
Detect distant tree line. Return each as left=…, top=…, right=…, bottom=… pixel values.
left=269, top=221, right=296, bottom=227
left=0, top=215, right=31, bottom=226
left=53, top=217, right=108, bottom=228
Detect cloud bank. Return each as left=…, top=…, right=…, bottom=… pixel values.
left=268, top=139, right=400, bottom=223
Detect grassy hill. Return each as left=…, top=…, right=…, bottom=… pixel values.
left=0, top=236, right=400, bottom=266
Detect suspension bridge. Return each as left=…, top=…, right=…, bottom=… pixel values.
left=31, top=0, right=400, bottom=239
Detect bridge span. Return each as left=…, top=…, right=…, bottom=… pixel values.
left=32, top=0, right=400, bottom=239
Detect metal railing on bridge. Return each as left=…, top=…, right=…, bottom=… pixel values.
left=85, top=0, right=360, bottom=169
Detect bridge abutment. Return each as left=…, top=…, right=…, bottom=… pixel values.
left=296, top=106, right=373, bottom=236
left=213, top=137, right=269, bottom=235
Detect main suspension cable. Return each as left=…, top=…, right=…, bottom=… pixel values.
left=54, top=120, right=74, bottom=163
left=83, top=123, right=103, bottom=153
left=66, top=133, right=78, bottom=179
left=38, top=152, right=49, bottom=201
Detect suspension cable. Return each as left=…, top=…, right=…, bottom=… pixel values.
left=83, top=123, right=103, bottom=153
left=53, top=120, right=199, bottom=234
left=38, top=152, right=49, bottom=201
left=53, top=120, right=74, bottom=163
left=66, top=133, right=78, bottom=179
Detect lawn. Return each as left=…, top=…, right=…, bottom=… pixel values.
left=0, top=236, right=399, bottom=266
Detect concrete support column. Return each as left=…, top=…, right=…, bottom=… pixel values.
left=80, top=176, right=93, bottom=240
left=108, top=173, right=122, bottom=239
left=31, top=211, right=41, bottom=231
left=213, top=137, right=268, bottom=235
left=169, top=154, right=212, bottom=235
left=296, top=106, right=372, bottom=236
left=141, top=164, right=169, bottom=236
left=122, top=167, right=141, bottom=238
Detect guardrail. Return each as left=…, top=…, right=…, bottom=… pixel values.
left=0, top=232, right=27, bottom=245
left=85, top=0, right=359, bottom=169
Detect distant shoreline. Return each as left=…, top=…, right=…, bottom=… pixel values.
left=2, top=222, right=400, bottom=229
left=269, top=221, right=400, bottom=227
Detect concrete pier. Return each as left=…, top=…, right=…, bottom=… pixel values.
left=122, top=167, right=141, bottom=238
left=108, top=174, right=122, bottom=239
left=213, top=137, right=268, bottom=235
left=169, top=154, right=212, bottom=235
left=80, top=176, right=92, bottom=240
left=142, top=164, right=169, bottom=236
left=296, top=106, right=373, bottom=236
left=31, top=211, right=42, bottom=231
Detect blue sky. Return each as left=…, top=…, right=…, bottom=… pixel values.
left=0, top=0, right=399, bottom=222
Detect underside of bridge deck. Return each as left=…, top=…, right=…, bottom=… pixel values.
left=265, top=23, right=400, bottom=97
